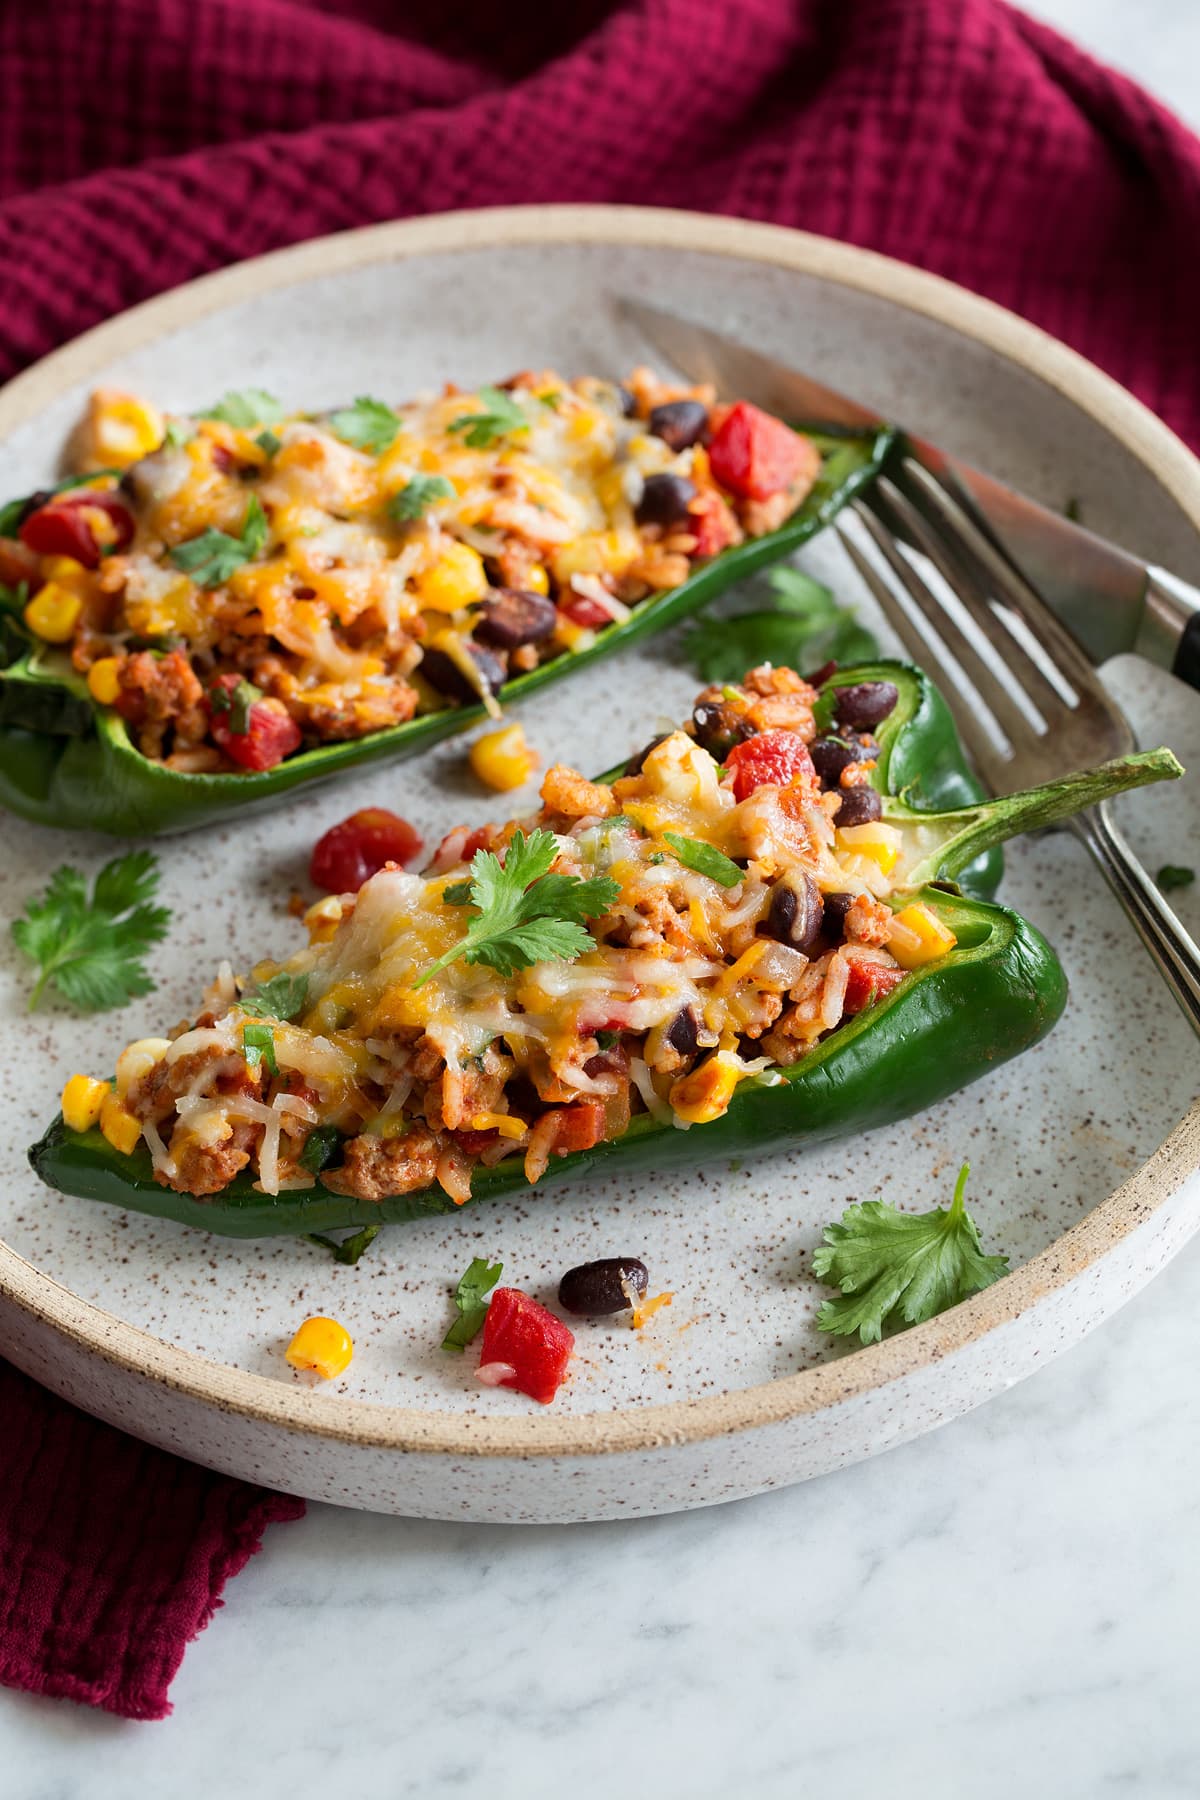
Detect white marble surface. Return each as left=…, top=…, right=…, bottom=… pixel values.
left=5, top=5, right=1200, bottom=1794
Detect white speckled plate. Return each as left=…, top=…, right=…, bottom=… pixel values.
left=1, top=208, right=1198, bottom=1522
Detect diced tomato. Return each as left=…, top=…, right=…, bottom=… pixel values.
left=206, top=674, right=301, bottom=772
left=708, top=401, right=814, bottom=502
left=478, top=1288, right=575, bottom=1404
left=0, top=536, right=40, bottom=589
left=724, top=729, right=815, bottom=802
left=843, top=962, right=906, bottom=1016
left=310, top=806, right=425, bottom=891
left=559, top=594, right=612, bottom=630
left=553, top=1100, right=606, bottom=1156
left=19, top=490, right=135, bottom=568
left=686, top=488, right=740, bottom=557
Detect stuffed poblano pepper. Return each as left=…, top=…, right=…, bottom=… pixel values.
left=0, top=373, right=891, bottom=836
left=31, top=660, right=1183, bottom=1238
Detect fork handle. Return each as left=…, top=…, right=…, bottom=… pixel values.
left=1068, top=803, right=1200, bottom=1038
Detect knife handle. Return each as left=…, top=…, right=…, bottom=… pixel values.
left=1145, top=568, right=1200, bottom=691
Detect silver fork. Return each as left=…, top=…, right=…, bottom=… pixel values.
left=834, top=460, right=1200, bottom=1038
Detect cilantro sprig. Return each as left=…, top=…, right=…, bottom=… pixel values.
left=413, top=829, right=618, bottom=988
left=327, top=395, right=400, bottom=455
left=170, top=495, right=269, bottom=589
left=1158, top=865, right=1194, bottom=893
left=441, top=1257, right=503, bottom=1352
left=662, top=833, right=743, bottom=889
left=812, top=1163, right=1008, bottom=1345
left=389, top=474, right=455, bottom=522
left=305, top=1221, right=379, bottom=1265
left=240, top=971, right=310, bottom=1021
left=199, top=389, right=284, bottom=429
left=447, top=386, right=529, bottom=450
left=685, top=567, right=878, bottom=685
left=12, top=851, right=170, bottom=1012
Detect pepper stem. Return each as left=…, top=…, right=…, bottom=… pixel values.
left=892, top=747, right=1184, bottom=888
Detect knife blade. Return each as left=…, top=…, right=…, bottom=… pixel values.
left=620, top=297, right=1200, bottom=690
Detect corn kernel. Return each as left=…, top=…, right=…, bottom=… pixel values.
left=469, top=722, right=537, bottom=792
left=286, top=1316, right=353, bottom=1380
left=41, top=556, right=89, bottom=585
left=89, top=390, right=165, bottom=467
left=415, top=541, right=488, bottom=614
left=836, top=821, right=903, bottom=875
left=669, top=1052, right=742, bottom=1125
left=115, top=1037, right=173, bottom=1099
left=24, top=583, right=82, bottom=643
left=87, top=657, right=122, bottom=704
left=61, top=1074, right=111, bottom=1133
left=888, top=902, right=958, bottom=969
left=525, top=563, right=549, bottom=595
left=99, top=1092, right=142, bottom=1156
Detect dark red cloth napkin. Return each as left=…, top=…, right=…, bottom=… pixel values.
left=3, top=0, right=1199, bottom=1724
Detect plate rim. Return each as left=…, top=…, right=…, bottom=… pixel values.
left=3, top=201, right=1199, bottom=1459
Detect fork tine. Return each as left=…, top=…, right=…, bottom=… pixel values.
left=835, top=516, right=1010, bottom=771
left=896, top=458, right=1119, bottom=705
left=870, top=476, right=1069, bottom=721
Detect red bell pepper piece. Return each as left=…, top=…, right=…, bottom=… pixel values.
left=708, top=401, right=813, bottom=502
left=558, top=594, right=612, bottom=630
left=724, top=729, right=815, bottom=802
left=311, top=807, right=424, bottom=891
left=478, top=1288, right=575, bottom=1404
left=19, top=490, right=135, bottom=569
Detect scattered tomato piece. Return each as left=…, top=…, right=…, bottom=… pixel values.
left=478, top=1288, right=574, bottom=1404
left=724, top=729, right=815, bottom=802
left=19, top=490, right=134, bottom=568
left=708, top=401, right=816, bottom=501
left=310, top=806, right=425, bottom=892
left=843, top=962, right=906, bottom=1016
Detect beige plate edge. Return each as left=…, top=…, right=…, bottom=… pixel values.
left=1, top=202, right=1198, bottom=1459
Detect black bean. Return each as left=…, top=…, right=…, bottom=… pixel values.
left=419, top=642, right=506, bottom=704
left=474, top=587, right=558, bottom=649
left=666, top=1007, right=699, bottom=1057
left=810, top=736, right=858, bottom=789
left=558, top=1257, right=649, bottom=1316
left=15, top=487, right=53, bottom=525
left=833, top=681, right=899, bottom=730
left=822, top=891, right=854, bottom=939
left=617, top=385, right=637, bottom=418
left=647, top=400, right=708, bottom=451
left=624, top=733, right=670, bottom=776
left=692, top=700, right=756, bottom=759
left=635, top=472, right=697, bottom=529
left=834, top=785, right=883, bottom=826
left=764, top=873, right=824, bottom=955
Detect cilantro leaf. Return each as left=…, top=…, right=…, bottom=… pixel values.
left=663, top=832, right=744, bottom=888
left=241, top=1021, right=279, bottom=1077
left=812, top=1163, right=1008, bottom=1345
left=447, top=386, right=529, bottom=450
left=811, top=690, right=838, bottom=733
left=240, top=971, right=310, bottom=1021
left=684, top=565, right=878, bottom=685
left=199, top=389, right=284, bottom=429
left=389, top=474, right=455, bottom=522
left=412, top=828, right=619, bottom=987
left=299, top=1123, right=343, bottom=1174
left=327, top=396, right=400, bottom=455
left=305, top=1222, right=379, bottom=1265
left=163, top=420, right=195, bottom=449
left=441, top=1256, right=503, bottom=1352
left=12, top=851, right=170, bottom=1012
left=1158, top=864, right=1195, bottom=892
left=170, top=496, right=269, bottom=588
left=255, top=429, right=281, bottom=458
